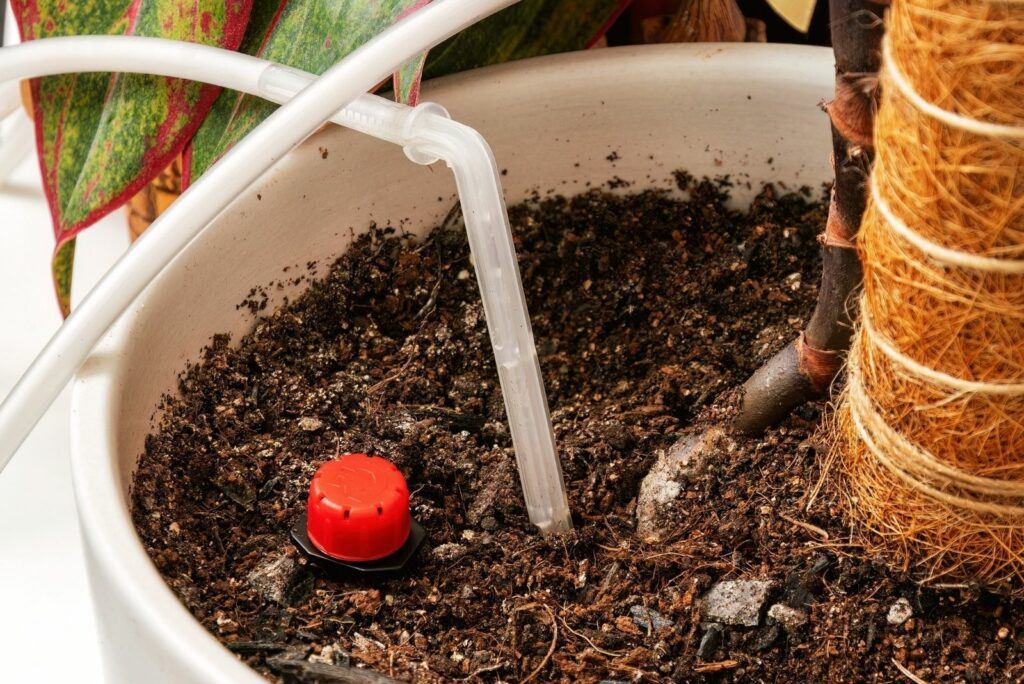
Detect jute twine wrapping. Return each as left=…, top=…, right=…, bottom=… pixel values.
left=831, top=0, right=1024, bottom=591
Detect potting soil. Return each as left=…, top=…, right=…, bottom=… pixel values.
left=133, top=175, right=1022, bottom=683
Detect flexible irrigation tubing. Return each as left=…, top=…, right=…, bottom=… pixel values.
left=0, top=0, right=517, bottom=475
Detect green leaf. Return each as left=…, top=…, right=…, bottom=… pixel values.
left=187, top=0, right=628, bottom=178
left=52, top=239, right=76, bottom=318
left=420, top=0, right=628, bottom=83
left=13, top=0, right=252, bottom=313
left=186, top=0, right=426, bottom=182
left=392, top=0, right=627, bottom=104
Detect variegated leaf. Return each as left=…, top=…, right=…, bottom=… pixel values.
left=185, top=0, right=425, bottom=182
left=13, top=0, right=252, bottom=315
left=52, top=239, right=76, bottom=316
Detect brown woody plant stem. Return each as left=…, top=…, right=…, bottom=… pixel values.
left=734, top=0, right=885, bottom=434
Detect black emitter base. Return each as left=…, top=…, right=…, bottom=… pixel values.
left=290, top=512, right=426, bottom=578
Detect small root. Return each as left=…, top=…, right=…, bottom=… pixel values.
left=778, top=512, right=830, bottom=540
left=891, top=657, right=929, bottom=684
left=511, top=603, right=558, bottom=684
left=558, top=616, right=625, bottom=658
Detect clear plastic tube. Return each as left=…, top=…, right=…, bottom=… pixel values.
left=406, top=116, right=571, bottom=532
left=0, top=19, right=572, bottom=533
left=0, top=2, right=516, bottom=469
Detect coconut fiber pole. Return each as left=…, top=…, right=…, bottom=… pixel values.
left=735, top=0, right=885, bottom=434
left=833, top=0, right=1024, bottom=591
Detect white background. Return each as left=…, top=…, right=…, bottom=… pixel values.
left=0, top=9, right=120, bottom=681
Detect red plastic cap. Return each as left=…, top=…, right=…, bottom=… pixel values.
left=306, top=454, right=411, bottom=562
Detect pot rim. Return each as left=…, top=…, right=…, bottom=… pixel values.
left=69, top=42, right=834, bottom=682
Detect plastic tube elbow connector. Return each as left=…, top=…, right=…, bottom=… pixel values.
left=399, top=102, right=452, bottom=166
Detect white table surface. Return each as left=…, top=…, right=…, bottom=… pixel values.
left=1, top=16, right=124, bottom=677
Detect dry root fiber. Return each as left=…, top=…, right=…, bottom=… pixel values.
left=831, top=0, right=1024, bottom=592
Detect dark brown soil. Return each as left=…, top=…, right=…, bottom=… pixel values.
left=132, top=176, right=1023, bottom=683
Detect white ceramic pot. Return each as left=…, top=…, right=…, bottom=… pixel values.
left=70, top=44, right=834, bottom=683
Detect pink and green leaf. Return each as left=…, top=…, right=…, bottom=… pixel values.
left=393, top=51, right=429, bottom=105
left=185, top=0, right=426, bottom=182
left=52, top=239, right=76, bottom=316
left=390, top=0, right=432, bottom=105
left=13, top=0, right=252, bottom=315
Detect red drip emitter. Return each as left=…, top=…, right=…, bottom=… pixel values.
left=291, top=453, right=425, bottom=576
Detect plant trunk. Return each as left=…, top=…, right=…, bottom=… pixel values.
left=126, top=156, right=183, bottom=241
left=631, top=0, right=765, bottom=44
left=660, top=0, right=747, bottom=43
left=734, top=0, right=885, bottom=435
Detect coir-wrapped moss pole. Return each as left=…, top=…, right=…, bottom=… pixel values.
left=832, top=0, right=1024, bottom=591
